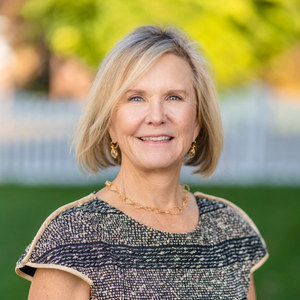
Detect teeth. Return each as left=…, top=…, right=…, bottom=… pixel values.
left=140, top=136, right=171, bottom=141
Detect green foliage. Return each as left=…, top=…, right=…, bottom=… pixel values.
left=1, top=184, right=300, bottom=299
left=21, top=0, right=300, bottom=89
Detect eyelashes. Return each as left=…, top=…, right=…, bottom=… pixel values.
left=168, top=95, right=182, bottom=101
left=128, top=95, right=183, bottom=102
left=129, top=96, right=143, bottom=102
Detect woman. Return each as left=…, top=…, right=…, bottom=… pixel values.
left=16, top=25, right=268, bottom=299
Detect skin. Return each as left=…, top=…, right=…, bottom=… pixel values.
left=28, top=53, right=257, bottom=299
left=109, top=54, right=200, bottom=176
left=105, top=54, right=200, bottom=231
left=248, top=274, right=257, bottom=300
left=28, top=268, right=90, bottom=300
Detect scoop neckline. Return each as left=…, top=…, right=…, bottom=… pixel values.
left=93, top=194, right=202, bottom=237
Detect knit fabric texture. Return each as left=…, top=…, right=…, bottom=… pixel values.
left=16, top=192, right=268, bottom=299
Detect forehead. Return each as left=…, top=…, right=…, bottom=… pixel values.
left=129, top=53, right=194, bottom=92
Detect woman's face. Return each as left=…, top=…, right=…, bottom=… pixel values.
left=109, top=53, right=200, bottom=173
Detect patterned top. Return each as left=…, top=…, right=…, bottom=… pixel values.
left=16, top=191, right=268, bottom=299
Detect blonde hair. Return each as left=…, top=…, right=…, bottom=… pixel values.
left=74, top=25, right=223, bottom=177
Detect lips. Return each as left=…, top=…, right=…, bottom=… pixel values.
left=139, top=136, right=173, bottom=141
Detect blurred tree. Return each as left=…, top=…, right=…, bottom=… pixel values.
left=20, top=0, right=300, bottom=90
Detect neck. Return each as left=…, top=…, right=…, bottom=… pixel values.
left=113, top=162, right=184, bottom=209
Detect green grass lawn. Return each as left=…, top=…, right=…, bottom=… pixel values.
left=0, top=184, right=299, bottom=299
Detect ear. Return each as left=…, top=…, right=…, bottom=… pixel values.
left=108, top=126, right=117, bottom=143
left=108, top=107, right=119, bottom=143
left=193, top=122, right=201, bottom=141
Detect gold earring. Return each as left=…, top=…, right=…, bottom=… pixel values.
left=189, top=141, right=196, bottom=159
left=110, top=142, right=119, bottom=159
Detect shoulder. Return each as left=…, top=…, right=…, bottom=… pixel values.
left=16, top=192, right=100, bottom=285
left=194, top=191, right=263, bottom=237
left=194, top=191, right=269, bottom=273
left=24, top=192, right=99, bottom=254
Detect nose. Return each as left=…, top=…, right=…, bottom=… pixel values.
left=145, top=101, right=167, bottom=126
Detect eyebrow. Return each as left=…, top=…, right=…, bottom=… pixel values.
left=125, top=89, right=189, bottom=96
left=125, top=89, right=147, bottom=96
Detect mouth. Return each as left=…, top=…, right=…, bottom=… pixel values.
left=139, top=136, right=173, bottom=142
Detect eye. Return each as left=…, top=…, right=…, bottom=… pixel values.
left=129, top=96, right=143, bottom=102
left=168, top=95, right=182, bottom=101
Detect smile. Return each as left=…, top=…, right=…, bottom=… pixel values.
left=139, top=136, right=172, bottom=141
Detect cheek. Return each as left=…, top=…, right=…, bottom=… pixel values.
left=182, top=115, right=199, bottom=142
left=171, top=106, right=198, bottom=132
left=110, top=107, right=144, bottom=139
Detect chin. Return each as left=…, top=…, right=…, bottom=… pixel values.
left=139, top=158, right=182, bottom=172
left=124, top=151, right=184, bottom=172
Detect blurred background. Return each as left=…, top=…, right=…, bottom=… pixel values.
left=0, top=0, right=299, bottom=299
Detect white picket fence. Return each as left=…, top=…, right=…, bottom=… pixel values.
left=0, top=86, right=300, bottom=185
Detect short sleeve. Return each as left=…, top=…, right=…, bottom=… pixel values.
left=194, top=191, right=269, bottom=273
left=15, top=193, right=96, bottom=286
left=223, top=199, right=268, bottom=273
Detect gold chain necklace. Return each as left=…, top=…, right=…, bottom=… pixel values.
left=105, top=181, right=190, bottom=215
